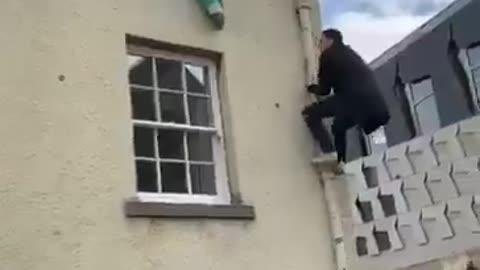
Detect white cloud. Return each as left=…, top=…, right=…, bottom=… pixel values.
left=350, top=0, right=454, bottom=16
left=323, top=0, right=455, bottom=62
left=326, top=12, right=433, bottom=62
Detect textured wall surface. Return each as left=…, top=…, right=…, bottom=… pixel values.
left=339, top=116, right=480, bottom=270
left=0, top=1, right=335, bottom=269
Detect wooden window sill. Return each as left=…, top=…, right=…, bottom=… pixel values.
left=124, top=198, right=255, bottom=220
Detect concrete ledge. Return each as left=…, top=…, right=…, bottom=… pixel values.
left=124, top=198, right=255, bottom=220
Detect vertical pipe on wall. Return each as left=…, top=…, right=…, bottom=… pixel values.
left=297, top=0, right=336, bottom=156
left=296, top=0, right=318, bottom=87
left=296, top=1, right=346, bottom=270
left=322, top=172, right=349, bottom=270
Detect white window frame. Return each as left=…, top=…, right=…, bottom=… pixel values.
left=128, top=44, right=230, bottom=205
left=458, top=45, right=480, bottom=113
left=404, top=78, right=440, bottom=136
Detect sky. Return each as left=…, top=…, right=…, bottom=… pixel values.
left=320, top=0, right=456, bottom=62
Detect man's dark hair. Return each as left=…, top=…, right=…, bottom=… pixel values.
left=323, top=29, right=343, bottom=45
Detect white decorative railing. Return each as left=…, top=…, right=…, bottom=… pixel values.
left=314, top=116, right=480, bottom=270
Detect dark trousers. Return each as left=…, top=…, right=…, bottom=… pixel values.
left=302, top=96, right=356, bottom=163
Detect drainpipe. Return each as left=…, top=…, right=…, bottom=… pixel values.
left=296, top=1, right=345, bottom=270
left=296, top=0, right=318, bottom=87
left=297, top=0, right=335, bottom=156
left=319, top=171, right=348, bottom=270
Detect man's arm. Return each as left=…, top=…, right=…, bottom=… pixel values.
left=308, top=52, right=334, bottom=95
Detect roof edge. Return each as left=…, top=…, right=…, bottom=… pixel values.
left=369, top=0, right=472, bottom=69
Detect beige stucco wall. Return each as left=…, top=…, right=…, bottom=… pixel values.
left=0, top=0, right=335, bottom=269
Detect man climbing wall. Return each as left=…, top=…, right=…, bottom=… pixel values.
left=302, top=29, right=390, bottom=172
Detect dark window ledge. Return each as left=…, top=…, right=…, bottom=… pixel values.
left=124, top=198, right=255, bottom=220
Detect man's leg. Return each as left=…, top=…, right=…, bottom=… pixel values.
left=302, top=97, right=336, bottom=153
left=332, top=113, right=356, bottom=163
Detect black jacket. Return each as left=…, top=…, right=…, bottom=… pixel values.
left=311, top=44, right=390, bottom=134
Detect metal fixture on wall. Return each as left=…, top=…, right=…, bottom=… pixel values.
left=196, top=0, right=225, bottom=30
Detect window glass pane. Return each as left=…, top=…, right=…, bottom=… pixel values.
left=415, top=96, right=441, bottom=135
left=136, top=160, right=158, bottom=192
left=188, top=132, right=213, bottom=162
left=467, top=46, right=480, bottom=68
left=161, top=162, right=188, bottom=193
left=188, top=96, right=212, bottom=126
left=155, top=58, right=182, bottom=90
left=128, top=55, right=153, bottom=86
left=395, top=82, right=416, bottom=136
left=134, top=126, right=155, bottom=158
left=411, top=78, right=434, bottom=103
left=157, top=130, right=184, bottom=160
left=159, top=92, right=186, bottom=124
left=186, top=64, right=210, bottom=94
left=130, top=88, right=156, bottom=121
left=190, top=165, right=216, bottom=195
left=128, top=50, right=226, bottom=200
